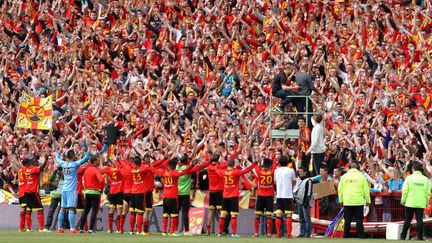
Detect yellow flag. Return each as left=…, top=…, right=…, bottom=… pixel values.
left=16, top=92, right=53, bottom=130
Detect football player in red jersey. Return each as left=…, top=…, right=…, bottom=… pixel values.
left=103, top=160, right=123, bottom=233
left=24, top=156, right=48, bottom=232
left=253, top=157, right=276, bottom=237
left=18, top=159, right=29, bottom=232
left=141, top=154, right=169, bottom=235
left=216, top=158, right=257, bottom=238
left=150, top=157, right=194, bottom=236
left=120, top=157, right=134, bottom=233
left=205, top=153, right=227, bottom=235
left=129, top=156, right=151, bottom=235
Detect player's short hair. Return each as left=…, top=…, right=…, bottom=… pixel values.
left=169, top=157, right=179, bottom=169
left=227, top=159, right=235, bottom=167
left=132, top=156, right=141, bottom=165
left=66, top=150, right=76, bottom=159
left=210, top=153, right=221, bottom=163
left=263, top=157, right=272, bottom=168
left=22, top=158, right=31, bottom=166
left=89, top=155, right=98, bottom=164
left=179, top=154, right=188, bottom=164
left=279, top=155, right=289, bottom=166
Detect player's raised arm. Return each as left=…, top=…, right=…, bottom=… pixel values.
left=238, top=161, right=258, bottom=176
left=71, top=151, right=92, bottom=167
left=55, top=152, right=66, bottom=168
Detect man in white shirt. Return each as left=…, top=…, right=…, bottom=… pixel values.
left=274, top=155, right=296, bottom=238
left=306, top=114, right=326, bottom=176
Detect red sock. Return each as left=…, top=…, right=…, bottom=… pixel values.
left=143, top=220, right=149, bottom=233
left=254, top=217, right=260, bottom=235
left=275, top=217, right=282, bottom=236
left=162, top=217, right=168, bottom=233
left=37, top=211, right=44, bottom=230
left=232, top=217, right=238, bottom=234
left=116, top=215, right=120, bottom=231
left=108, top=213, right=114, bottom=231
left=218, top=217, right=225, bottom=234
left=19, top=212, right=26, bottom=230
left=266, top=217, right=273, bottom=235
left=206, top=224, right=211, bottom=234
left=119, top=215, right=125, bottom=232
left=26, top=211, right=32, bottom=230
left=170, top=217, right=178, bottom=234
left=84, top=221, right=88, bottom=231
left=129, top=213, right=136, bottom=232
left=136, top=214, right=143, bottom=233
left=286, top=217, right=292, bottom=236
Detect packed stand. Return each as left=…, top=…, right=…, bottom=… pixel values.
left=0, top=0, right=432, bottom=238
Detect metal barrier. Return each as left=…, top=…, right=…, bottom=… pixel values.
left=313, top=192, right=406, bottom=222
left=269, top=95, right=321, bottom=142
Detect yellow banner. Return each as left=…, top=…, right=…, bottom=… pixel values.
left=16, top=92, right=53, bottom=130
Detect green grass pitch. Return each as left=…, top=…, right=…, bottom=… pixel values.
left=0, top=231, right=409, bottom=243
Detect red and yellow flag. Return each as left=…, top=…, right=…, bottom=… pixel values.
left=16, top=92, right=53, bottom=130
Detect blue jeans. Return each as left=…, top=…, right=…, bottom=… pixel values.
left=298, top=204, right=311, bottom=237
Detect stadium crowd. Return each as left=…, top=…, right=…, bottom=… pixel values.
left=0, top=0, right=432, bottom=239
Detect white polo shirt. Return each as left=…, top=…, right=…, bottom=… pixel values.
left=274, top=166, right=296, bottom=199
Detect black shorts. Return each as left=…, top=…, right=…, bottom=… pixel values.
left=77, top=193, right=85, bottom=211
left=163, top=198, right=178, bottom=216
left=276, top=198, right=294, bottom=214
left=123, top=193, right=132, bottom=205
left=144, top=191, right=153, bottom=211
left=209, top=191, right=223, bottom=210
left=25, top=192, right=43, bottom=211
left=19, top=195, right=27, bottom=207
left=222, top=197, right=239, bottom=215
left=108, top=193, right=123, bottom=208
left=178, top=195, right=190, bottom=211
left=130, top=194, right=145, bottom=213
left=255, top=196, right=274, bottom=215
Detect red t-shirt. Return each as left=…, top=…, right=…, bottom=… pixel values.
left=25, top=166, right=40, bottom=193
left=83, top=165, right=104, bottom=191
left=152, top=167, right=191, bottom=199
left=18, top=166, right=27, bottom=197
left=255, top=167, right=275, bottom=197
left=207, top=162, right=227, bottom=192
left=121, top=161, right=134, bottom=194
left=216, top=163, right=257, bottom=198
left=102, top=166, right=123, bottom=194
left=131, top=164, right=151, bottom=194
left=142, top=159, right=170, bottom=193
left=77, top=165, right=88, bottom=194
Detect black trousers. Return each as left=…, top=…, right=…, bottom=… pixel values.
left=343, top=205, right=364, bottom=238
left=401, top=207, right=424, bottom=240
left=300, top=152, right=311, bottom=171
left=312, top=153, right=325, bottom=176
left=45, top=197, right=69, bottom=230
left=78, top=194, right=100, bottom=231
left=178, top=195, right=191, bottom=232
left=273, top=89, right=296, bottom=109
